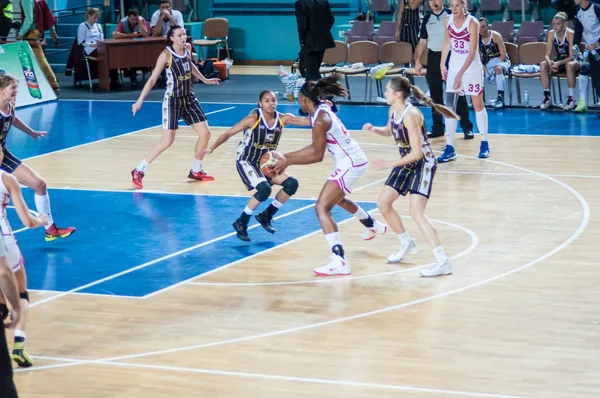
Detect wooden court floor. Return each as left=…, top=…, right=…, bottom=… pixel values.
left=9, top=126, right=600, bottom=398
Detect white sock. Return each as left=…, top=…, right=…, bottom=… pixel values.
left=579, top=74, right=589, bottom=101
left=34, top=193, right=54, bottom=229
left=433, top=246, right=447, bottom=263
left=325, top=232, right=342, bottom=249
left=352, top=206, right=369, bottom=220
left=192, top=158, right=203, bottom=172
left=14, top=330, right=26, bottom=339
left=397, top=232, right=412, bottom=246
left=568, top=87, right=575, bottom=97
left=444, top=118, right=457, bottom=147
left=271, top=199, right=283, bottom=208
left=136, top=159, right=149, bottom=172
left=243, top=206, right=253, bottom=215
left=475, top=109, right=488, bottom=142
left=496, top=74, right=505, bottom=92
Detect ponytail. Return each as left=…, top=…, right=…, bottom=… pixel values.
left=411, top=85, right=459, bottom=119
left=300, top=74, right=349, bottom=104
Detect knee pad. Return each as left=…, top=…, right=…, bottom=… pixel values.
left=281, top=176, right=299, bottom=196
left=19, top=291, right=29, bottom=303
left=445, top=93, right=458, bottom=111
left=0, top=303, right=8, bottom=321
left=253, top=181, right=272, bottom=202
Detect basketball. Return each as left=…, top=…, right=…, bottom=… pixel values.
left=260, top=151, right=281, bottom=178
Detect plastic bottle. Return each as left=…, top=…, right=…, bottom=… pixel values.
left=523, top=90, right=529, bottom=107
left=18, top=45, right=42, bottom=100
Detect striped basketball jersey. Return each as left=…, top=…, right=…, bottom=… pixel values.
left=310, top=104, right=367, bottom=168
left=447, top=14, right=482, bottom=74
left=164, top=46, right=193, bottom=98
left=391, top=104, right=430, bottom=158
left=236, top=109, right=284, bottom=163
left=553, top=30, right=570, bottom=61
left=0, top=103, right=14, bottom=147
left=479, top=32, right=502, bottom=64
left=0, top=170, right=13, bottom=237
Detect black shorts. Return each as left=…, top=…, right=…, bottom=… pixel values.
left=0, top=323, right=18, bottom=398
left=0, top=148, right=22, bottom=173
left=162, top=94, right=206, bottom=130
left=236, top=159, right=272, bottom=191
left=385, top=146, right=437, bottom=199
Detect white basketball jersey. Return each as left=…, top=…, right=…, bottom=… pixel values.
left=447, top=14, right=482, bottom=74
left=310, top=105, right=368, bottom=168
left=0, top=171, right=13, bottom=237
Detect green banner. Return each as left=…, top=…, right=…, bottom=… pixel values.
left=0, top=41, right=57, bottom=108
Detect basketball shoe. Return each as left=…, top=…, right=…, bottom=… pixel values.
left=387, top=239, right=419, bottom=263
left=45, top=224, right=76, bottom=242
left=313, top=254, right=351, bottom=276
left=188, top=170, right=215, bottom=181
left=131, top=169, right=144, bottom=189
left=255, top=211, right=275, bottom=233
left=420, top=259, right=453, bottom=277
left=11, top=342, right=33, bottom=367
left=362, top=219, right=388, bottom=240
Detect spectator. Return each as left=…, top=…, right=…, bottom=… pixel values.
left=395, top=0, right=423, bottom=51
left=17, top=0, right=59, bottom=92
left=0, top=0, right=13, bottom=41
left=150, top=0, right=183, bottom=37
left=78, top=8, right=121, bottom=89
left=479, top=17, right=510, bottom=109
left=573, top=0, right=600, bottom=114
left=112, top=8, right=148, bottom=86
left=294, top=0, right=335, bottom=82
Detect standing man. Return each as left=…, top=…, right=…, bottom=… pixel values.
left=150, top=0, right=183, bottom=37
left=0, top=233, right=21, bottom=398
left=414, top=0, right=473, bottom=139
left=294, top=0, right=335, bottom=82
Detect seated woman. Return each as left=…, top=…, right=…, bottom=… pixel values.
left=77, top=7, right=121, bottom=89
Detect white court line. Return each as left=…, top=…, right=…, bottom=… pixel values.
left=28, top=202, right=319, bottom=308
left=184, top=217, right=479, bottom=287
left=29, top=289, right=144, bottom=300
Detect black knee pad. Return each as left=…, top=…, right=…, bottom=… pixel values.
left=281, top=176, right=299, bottom=196
left=253, top=182, right=272, bottom=202
left=0, top=303, right=8, bottom=320
left=19, top=291, right=29, bottom=303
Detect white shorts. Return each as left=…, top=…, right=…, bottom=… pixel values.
left=328, top=162, right=368, bottom=194
left=0, top=234, right=23, bottom=272
left=446, top=69, right=484, bottom=96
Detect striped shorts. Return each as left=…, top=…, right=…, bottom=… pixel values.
left=0, top=148, right=22, bottom=173
left=385, top=145, right=437, bottom=198
left=162, top=94, right=207, bottom=130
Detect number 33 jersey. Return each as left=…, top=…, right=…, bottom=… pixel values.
left=447, top=14, right=482, bottom=74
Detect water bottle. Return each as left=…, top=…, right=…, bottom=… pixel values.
left=524, top=90, right=529, bottom=107
left=591, top=49, right=600, bottom=61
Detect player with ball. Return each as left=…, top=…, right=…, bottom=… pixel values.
left=205, top=90, right=310, bottom=241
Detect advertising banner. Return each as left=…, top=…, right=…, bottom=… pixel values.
left=0, top=41, right=57, bottom=108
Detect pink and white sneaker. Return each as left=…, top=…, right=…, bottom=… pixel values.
left=362, top=220, right=388, bottom=240
left=313, top=254, right=352, bottom=276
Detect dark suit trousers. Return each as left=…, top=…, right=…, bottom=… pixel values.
left=427, top=50, right=473, bottom=133
left=302, top=47, right=325, bottom=82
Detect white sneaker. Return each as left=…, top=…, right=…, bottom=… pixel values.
left=313, top=254, right=352, bottom=276
left=420, top=259, right=453, bottom=277
left=362, top=220, right=388, bottom=240
left=387, top=239, right=420, bottom=263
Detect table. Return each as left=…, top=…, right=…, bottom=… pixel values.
left=97, top=37, right=166, bottom=91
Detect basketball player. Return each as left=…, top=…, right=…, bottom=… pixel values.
left=0, top=151, right=47, bottom=367
left=438, top=0, right=490, bottom=162
left=478, top=18, right=510, bottom=109
left=539, top=12, right=578, bottom=110
left=363, top=76, right=453, bottom=277
left=0, top=74, right=75, bottom=242
left=0, top=233, right=21, bottom=398
left=131, top=25, right=220, bottom=189
left=271, top=74, right=387, bottom=276
left=205, top=90, right=311, bottom=241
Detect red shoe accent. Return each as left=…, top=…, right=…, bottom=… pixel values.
left=188, top=170, right=215, bottom=181
left=131, top=169, right=145, bottom=189
left=45, top=224, right=76, bottom=241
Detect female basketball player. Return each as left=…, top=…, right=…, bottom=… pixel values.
left=271, top=75, right=387, bottom=276
left=0, top=149, right=48, bottom=367
left=131, top=25, right=220, bottom=189
left=539, top=12, right=579, bottom=110
left=478, top=18, right=510, bottom=109
left=205, top=90, right=311, bottom=241
left=0, top=74, right=75, bottom=242
left=363, top=76, right=454, bottom=277
left=438, top=0, right=490, bottom=162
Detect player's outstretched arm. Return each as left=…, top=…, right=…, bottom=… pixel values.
left=205, top=115, right=255, bottom=154
left=281, top=113, right=311, bottom=127
left=133, top=51, right=169, bottom=115
left=363, top=107, right=393, bottom=136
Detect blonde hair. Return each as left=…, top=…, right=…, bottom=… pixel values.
left=389, top=76, right=459, bottom=119
left=554, top=11, right=568, bottom=21
left=0, top=74, right=17, bottom=89
left=461, top=0, right=468, bottom=14
left=86, top=7, right=100, bottom=19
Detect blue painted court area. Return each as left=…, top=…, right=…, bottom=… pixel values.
left=9, top=188, right=377, bottom=297
left=10, top=99, right=600, bottom=163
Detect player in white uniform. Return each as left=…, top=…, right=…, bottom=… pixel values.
left=0, top=166, right=47, bottom=368
left=271, top=74, right=387, bottom=276
left=438, top=0, right=490, bottom=162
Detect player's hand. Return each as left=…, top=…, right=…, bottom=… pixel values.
left=204, top=148, right=214, bottom=154
left=441, top=66, right=448, bottom=81
left=38, top=214, right=49, bottom=227
left=132, top=101, right=143, bottom=115
left=4, top=310, right=20, bottom=329
left=415, top=63, right=422, bottom=76
left=362, top=123, right=374, bottom=131
left=207, top=78, right=220, bottom=85
left=29, top=131, right=47, bottom=140
left=271, top=157, right=288, bottom=175
left=371, top=159, right=391, bottom=171
left=453, top=73, right=463, bottom=91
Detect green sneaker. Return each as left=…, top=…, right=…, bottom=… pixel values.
left=574, top=98, right=588, bottom=113
left=11, top=342, right=33, bottom=367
